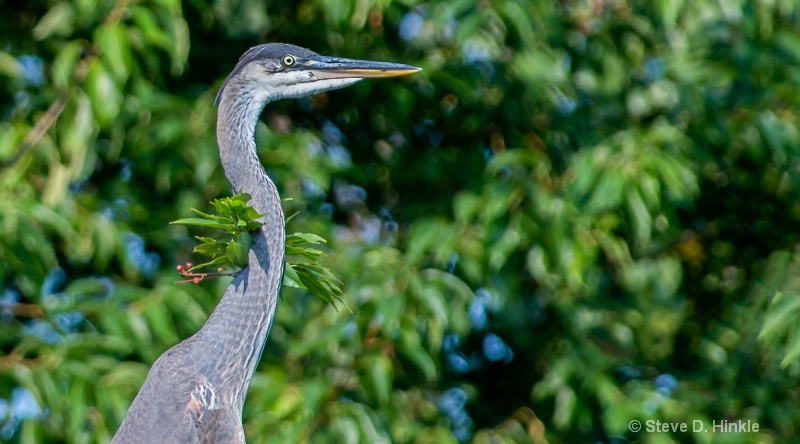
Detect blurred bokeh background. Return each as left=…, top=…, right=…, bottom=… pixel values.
left=2, top=0, right=800, bottom=442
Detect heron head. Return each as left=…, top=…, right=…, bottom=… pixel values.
left=214, top=43, right=421, bottom=106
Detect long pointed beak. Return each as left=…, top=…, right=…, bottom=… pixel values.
left=307, top=56, right=421, bottom=80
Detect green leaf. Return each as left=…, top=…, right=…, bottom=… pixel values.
left=189, top=208, right=213, bottom=219
left=193, top=256, right=230, bottom=271
left=283, top=264, right=305, bottom=288
left=286, top=233, right=327, bottom=245
left=96, top=23, right=131, bottom=83
left=232, top=193, right=253, bottom=203
left=397, top=330, right=437, bottom=382
left=782, top=324, right=800, bottom=368
left=212, top=197, right=232, bottom=215
left=242, top=206, right=261, bottom=219
left=52, top=42, right=83, bottom=88
left=285, top=211, right=300, bottom=224
left=362, top=354, right=393, bottom=406
left=170, top=218, right=227, bottom=228
left=294, top=263, right=346, bottom=308
left=245, top=221, right=263, bottom=231
left=285, top=246, right=325, bottom=261
left=227, top=240, right=248, bottom=268
left=86, top=63, right=123, bottom=126
left=193, top=240, right=225, bottom=257
left=33, top=1, right=75, bottom=40
left=453, top=191, right=482, bottom=223
left=236, top=231, right=252, bottom=250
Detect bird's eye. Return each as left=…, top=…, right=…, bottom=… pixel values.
left=282, top=55, right=296, bottom=66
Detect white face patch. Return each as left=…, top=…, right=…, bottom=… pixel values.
left=238, top=63, right=364, bottom=102
left=278, top=77, right=364, bottom=99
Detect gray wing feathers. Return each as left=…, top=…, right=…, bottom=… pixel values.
left=112, top=344, right=244, bottom=444
left=197, top=408, right=245, bottom=444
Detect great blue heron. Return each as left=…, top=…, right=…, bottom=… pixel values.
left=112, top=43, right=420, bottom=443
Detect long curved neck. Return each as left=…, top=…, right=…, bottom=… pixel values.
left=192, top=82, right=285, bottom=407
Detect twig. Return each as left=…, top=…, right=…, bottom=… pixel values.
left=175, top=263, right=238, bottom=284
left=0, top=96, right=67, bottom=169
left=0, top=45, right=96, bottom=171
left=0, top=302, right=44, bottom=318
left=0, top=353, right=52, bottom=371
left=175, top=272, right=239, bottom=284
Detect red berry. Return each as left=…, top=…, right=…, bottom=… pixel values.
left=186, top=262, right=193, bottom=268
left=193, top=277, right=201, bottom=284
left=176, top=265, right=184, bottom=271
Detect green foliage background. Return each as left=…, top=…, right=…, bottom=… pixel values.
left=2, top=0, right=800, bottom=442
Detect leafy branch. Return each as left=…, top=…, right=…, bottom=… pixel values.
left=171, top=194, right=346, bottom=308
left=283, top=232, right=347, bottom=308
left=171, top=194, right=262, bottom=270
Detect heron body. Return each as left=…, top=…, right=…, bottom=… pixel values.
left=112, top=44, right=419, bottom=443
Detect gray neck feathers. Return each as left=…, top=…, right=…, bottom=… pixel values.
left=216, top=82, right=267, bottom=186
left=192, top=80, right=286, bottom=408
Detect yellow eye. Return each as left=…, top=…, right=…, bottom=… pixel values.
left=282, top=55, right=296, bottom=66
